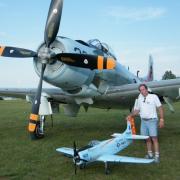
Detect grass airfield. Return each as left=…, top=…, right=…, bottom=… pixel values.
left=0, top=100, right=180, bottom=180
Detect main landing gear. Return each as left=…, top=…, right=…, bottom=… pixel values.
left=30, top=115, right=45, bottom=140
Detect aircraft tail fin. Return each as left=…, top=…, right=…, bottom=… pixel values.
left=112, top=119, right=149, bottom=140
left=125, top=117, right=149, bottom=140
left=125, top=117, right=136, bottom=135
left=146, top=55, right=154, bottom=81
left=140, top=55, right=154, bottom=82
left=144, top=55, right=154, bottom=82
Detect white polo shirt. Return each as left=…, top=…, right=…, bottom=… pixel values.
left=135, top=93, right=162, bottom=119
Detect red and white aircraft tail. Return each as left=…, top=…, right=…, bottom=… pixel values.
left=141, top=55, right=154, bottom=82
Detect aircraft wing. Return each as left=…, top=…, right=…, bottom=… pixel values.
left=96, top=78, right=180, bottom=110
left=0, top=88, right=73, bottom=103
left=56, top=147, right=74, bottom=158
left=1, top=79, right=180, bottom=113
left=107, top=78, right=180, bottom=100
left=97, top=154, right=154, bottom=164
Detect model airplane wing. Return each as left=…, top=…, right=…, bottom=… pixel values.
left=97, top=154, right=154, bottom=163
left=56, top=147, right=74, bottom=158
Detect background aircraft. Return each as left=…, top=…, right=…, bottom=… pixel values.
left=1, top=0, right=180, bottom=139
left=56, top=119, right=154, bottom=175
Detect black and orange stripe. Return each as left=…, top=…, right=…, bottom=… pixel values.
left=97, top=56, right=116, bottom=70
left=56, top=53, right=116, bottom=70
left=28, top=113, right=39, bottom=132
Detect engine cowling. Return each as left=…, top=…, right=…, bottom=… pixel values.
left=33, top=38, right=95, bottom=90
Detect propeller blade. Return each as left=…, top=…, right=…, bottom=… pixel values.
left=44, top=0, right=63, bottom=47
left=28, top=64, right=46, bottom=133
left=0, top=46, right=37, bottom=58
left=55, top=53, right=116, bottom=70
left=73, top=141, right=77, bottom=175
left=74, top=162, right=77, bottom=175
left=73, top=141, right=78, bottom=156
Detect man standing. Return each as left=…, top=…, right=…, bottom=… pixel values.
left=127, top=84, right=164, bottom=163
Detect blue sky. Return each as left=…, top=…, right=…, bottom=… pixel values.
left=0, top=0, right=180, bottom=87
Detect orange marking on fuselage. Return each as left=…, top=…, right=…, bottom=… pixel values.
left=107, top=58, right=116, bottom=70
left=97, top=56, right=104, bottom=70
left=0, top=46, right=5, bottom=56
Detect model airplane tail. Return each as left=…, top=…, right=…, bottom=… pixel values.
left=125, top=117, right=136, bottom=135
left=112, top=118, right=149, bottom=140
left=125, top=118, right=149, bottom=140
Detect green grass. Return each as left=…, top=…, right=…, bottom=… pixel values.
left=0, top=100, right=180, bottom=180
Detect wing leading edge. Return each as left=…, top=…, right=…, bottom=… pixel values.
left=97, top=154, right=154, bottom=163
left=56, top=147, right=74, bottom=158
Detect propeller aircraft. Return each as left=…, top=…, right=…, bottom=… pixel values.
left=56, top=118, right=154, bottom=175
left=1, top=0, right=180, bottom=139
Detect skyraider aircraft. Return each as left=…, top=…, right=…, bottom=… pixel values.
left=56, top=119, right=154, bottom=175
left=0, top=0, right=180, bottom=139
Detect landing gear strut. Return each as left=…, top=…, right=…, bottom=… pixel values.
left=80, top=163, right=86, bottom=169
left=105, top=162, right=110, bottom=175
left=30, top=115, right=45, bottom=140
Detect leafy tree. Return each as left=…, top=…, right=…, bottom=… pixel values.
left=162, top=70, right=176, bottom=80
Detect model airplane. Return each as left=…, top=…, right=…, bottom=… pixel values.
left=56, top=118, right=154, bottom=174
left=0, top=0, right=180, bottom=140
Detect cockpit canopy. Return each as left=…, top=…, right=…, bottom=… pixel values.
left=87, top=39, right=117, bottom=60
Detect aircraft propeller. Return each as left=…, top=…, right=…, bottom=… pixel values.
left=0, top=0, right=116, bottom=139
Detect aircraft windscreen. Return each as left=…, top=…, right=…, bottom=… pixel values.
left=87, top=39, right=117, bottom=60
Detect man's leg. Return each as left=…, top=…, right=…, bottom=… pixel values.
left=141, top=120, right=153, bottom=158
left=152, top=137, right=160, bottom=163
left=146, top=138, right=153, bottom=158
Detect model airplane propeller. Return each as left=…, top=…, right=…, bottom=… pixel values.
left=73, top=141, right=88, bottom=174
left=0, top=0, right=116, bottom=139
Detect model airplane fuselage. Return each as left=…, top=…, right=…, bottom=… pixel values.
left=56, top=119, right=154, bottom=174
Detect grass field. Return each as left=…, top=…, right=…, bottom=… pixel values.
left=0, top=100, right=180, bottom=180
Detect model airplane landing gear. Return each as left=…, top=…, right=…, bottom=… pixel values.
left=30, top=115, right=45, bottom=140
left=79, top=163, right=86, bottom=169
left=105, top=162, right=110, bottom=175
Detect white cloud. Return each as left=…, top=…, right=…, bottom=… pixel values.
left=106, top=6, right=166, bottom=21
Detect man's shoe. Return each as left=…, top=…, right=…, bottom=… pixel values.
left=154, top=156, right=160, bottom=163
left=145, top=154, right=153, bottom=159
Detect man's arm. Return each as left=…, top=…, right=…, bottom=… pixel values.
left=158, top=105, right=164, bottom=128
left=126, top=109, right=140, bottom=120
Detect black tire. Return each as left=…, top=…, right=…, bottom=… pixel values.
left=30, top=121, right=44, bottom=140
left=79, top=163, right=86, bottom=169
left=105, top=169, right=110, bottom=175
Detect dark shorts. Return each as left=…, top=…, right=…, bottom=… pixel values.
left=140, top=118, right=158, bottom=137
